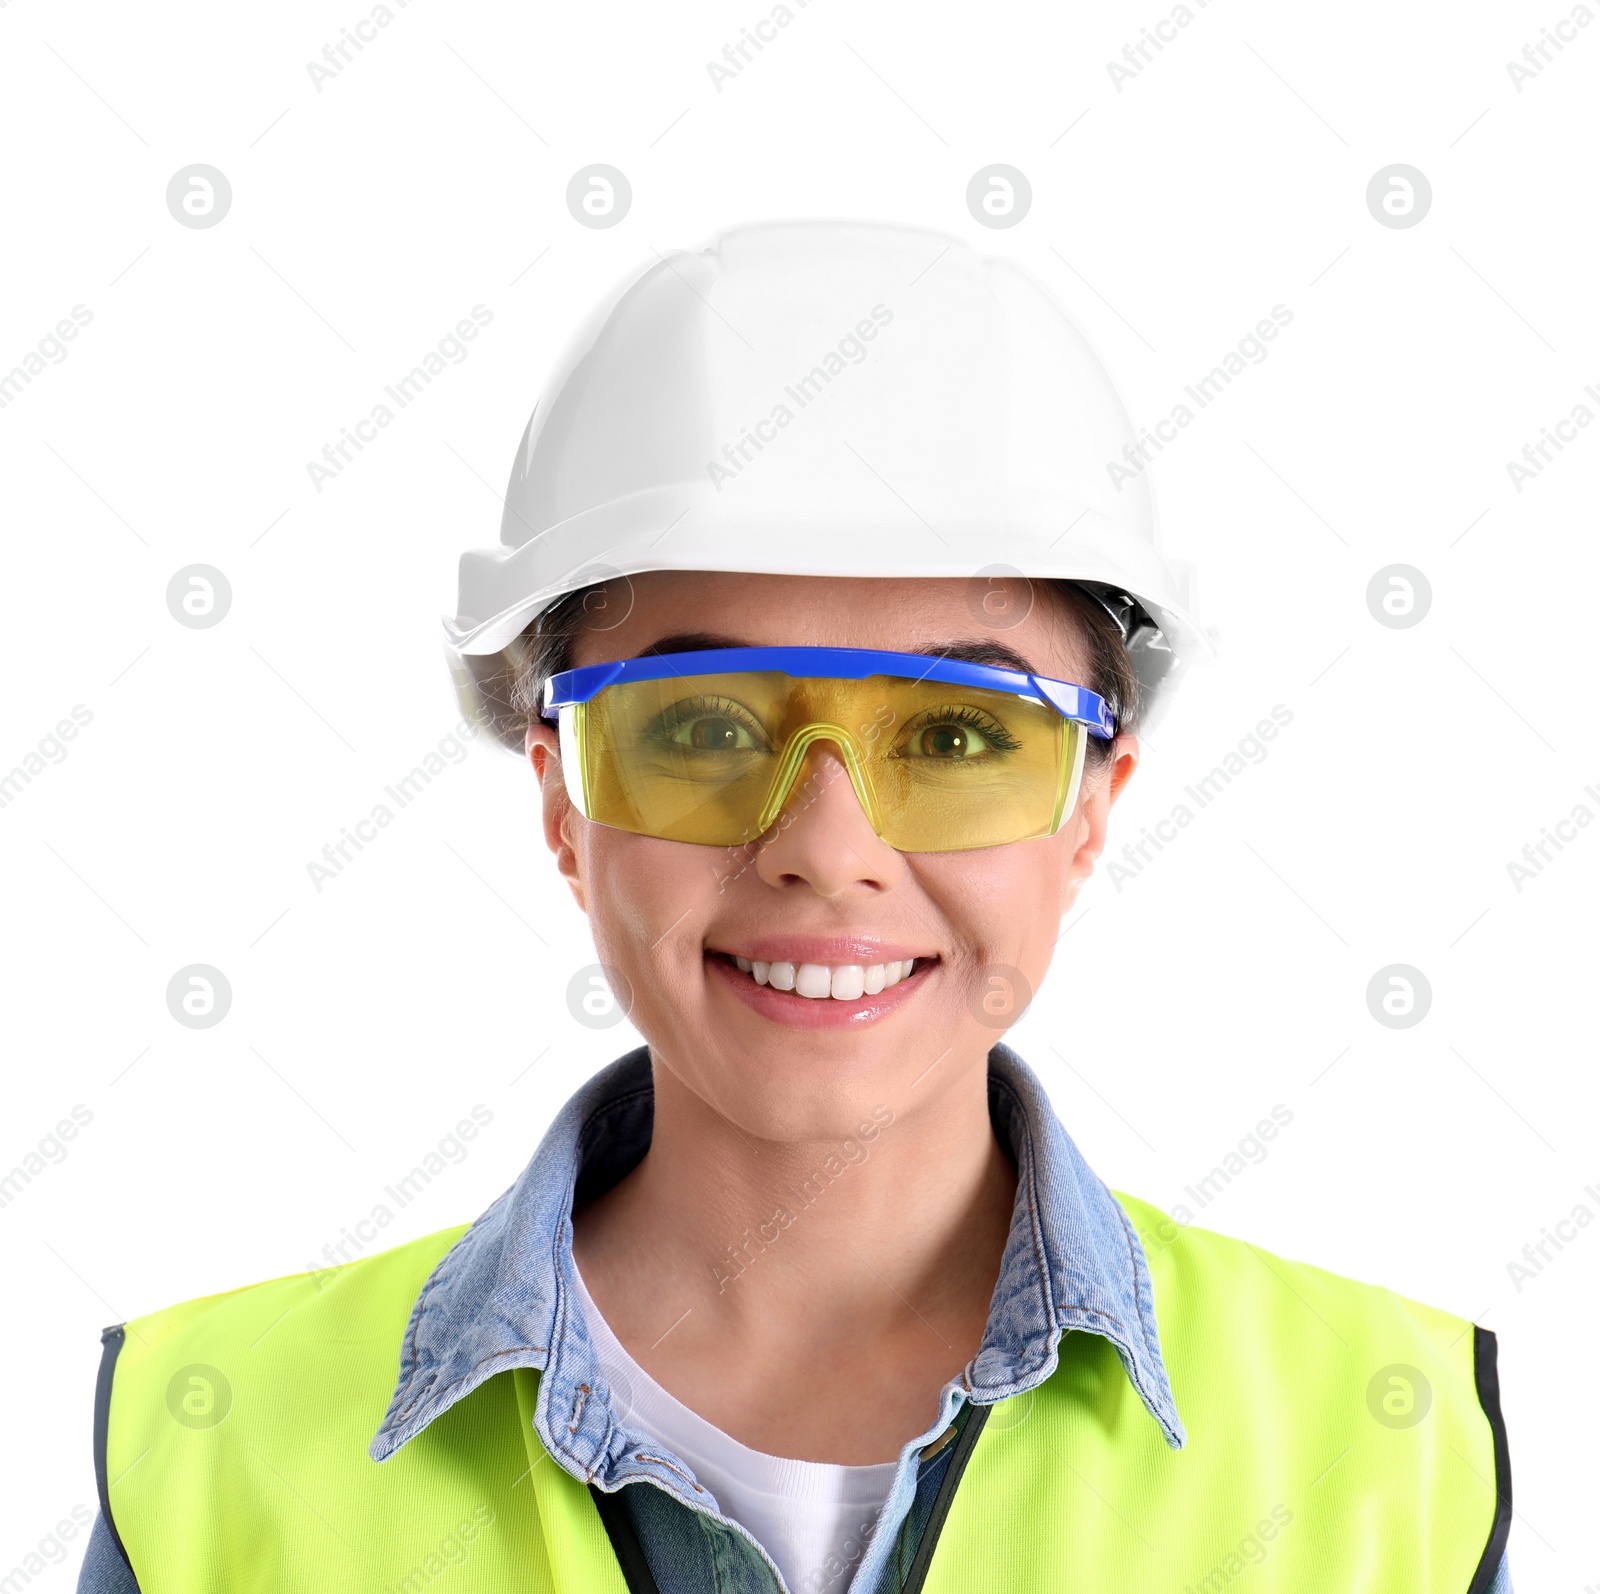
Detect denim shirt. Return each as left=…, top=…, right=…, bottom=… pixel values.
left=78, top=1043, right=1513, bottom=1593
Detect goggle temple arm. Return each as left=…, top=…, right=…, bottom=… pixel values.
left=1029, top=675, right=1116, bottom=740
left=545, top=703, right=592, bottom=819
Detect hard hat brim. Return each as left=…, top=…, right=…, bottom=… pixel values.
left=443, top=482, right=1217, bottom=671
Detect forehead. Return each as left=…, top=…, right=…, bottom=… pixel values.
left=567, top=571, right=1088, bottom=680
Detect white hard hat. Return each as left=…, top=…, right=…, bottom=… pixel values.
left=445, top=218, right=1215, bottom=745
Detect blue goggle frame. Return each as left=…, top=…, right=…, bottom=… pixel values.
left=542, top=645, right=1116, bottom=738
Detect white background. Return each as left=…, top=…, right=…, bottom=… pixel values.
left=1, top=0, right=1594, bottom=1586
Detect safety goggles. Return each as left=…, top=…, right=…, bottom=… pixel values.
left=542, top=646, right=1114, bottom=853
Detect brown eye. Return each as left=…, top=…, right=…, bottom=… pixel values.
left=900, top=704, right=1019, bottom=759
left=689, top=717, right=746, bottom=750
left=651, top=695, right=769, bottom=753
left=916, top=724, right=976, bottom=758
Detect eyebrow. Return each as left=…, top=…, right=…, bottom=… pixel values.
left=634, top=633, right=1043, bottom=676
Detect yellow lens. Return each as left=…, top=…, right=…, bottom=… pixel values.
left=580, top=671, right=789, bottom=847
left=576, top=671, right=1075, bottom=851
left=868, top=677, right=1072, bottom=850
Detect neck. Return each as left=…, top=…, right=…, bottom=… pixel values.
left=570, top=1043, right=1018, bottom=1393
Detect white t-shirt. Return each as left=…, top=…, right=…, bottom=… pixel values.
left=570, top=1260, right=899, bottom=1594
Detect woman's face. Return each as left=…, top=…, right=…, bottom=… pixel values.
left=527, top=572, right=1138, bottom=1140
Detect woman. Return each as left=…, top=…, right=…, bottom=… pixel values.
left=79, top=222, right=1512, bottom=1593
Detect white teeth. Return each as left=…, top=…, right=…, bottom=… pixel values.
left=794, top=963, right=833, bottom=999
left=727, top=954, right=923, bottom=1000
left=830, top=965, right=866, bottom=1001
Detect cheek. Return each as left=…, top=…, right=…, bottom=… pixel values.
left=579, top=829, right=717, bottom=975
left=915, top=840, right=1069, bottom=964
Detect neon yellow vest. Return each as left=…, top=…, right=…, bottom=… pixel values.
left=95, top=1192, right=1509, bottom=1592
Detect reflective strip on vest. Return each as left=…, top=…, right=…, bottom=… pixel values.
left=95, top=1193, right=1510, bottom=1592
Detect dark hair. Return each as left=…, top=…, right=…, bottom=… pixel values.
left=1038, top=581, right=1142, bottom=764
left=459, top=578, right=1142, bottom=767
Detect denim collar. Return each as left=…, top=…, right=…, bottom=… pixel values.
left=369, top=1042, right=1186, bottom=1493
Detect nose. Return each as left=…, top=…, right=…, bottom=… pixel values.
left=750, top=736, right=901, bottom=894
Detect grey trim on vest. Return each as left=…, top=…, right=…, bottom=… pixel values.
left=1467, top=1326, right=1513, bottom=1594
left=898, top=1399, right=992, bottom=1594
left=589, top=1482, right=663, bottom=1594
left=93, top=1325, right=135, bottom=1577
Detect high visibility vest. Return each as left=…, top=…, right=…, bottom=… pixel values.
left=94, top=1192, right=1510, bottom=1592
